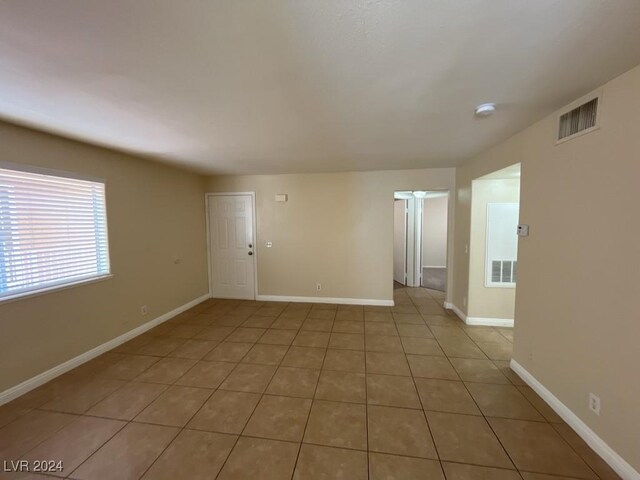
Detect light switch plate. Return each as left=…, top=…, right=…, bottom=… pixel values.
left=275, top=194, right=288, bottom=202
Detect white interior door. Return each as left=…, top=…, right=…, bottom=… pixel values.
left=393, top=199, right=407, bottom=284
left=208, top=194, right=256, bottom=299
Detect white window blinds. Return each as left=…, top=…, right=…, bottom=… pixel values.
left=0, top=166, right=110, bottom=300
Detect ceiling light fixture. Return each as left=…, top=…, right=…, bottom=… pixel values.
left=475, top=103, right=496, bottom=117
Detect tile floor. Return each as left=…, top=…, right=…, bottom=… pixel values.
left=0, top=286, right=620, bottom=479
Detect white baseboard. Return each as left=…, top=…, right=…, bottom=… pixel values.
left=256, top=294, right=394, bottom=307
left=510, top=359, right=639, bottom=480
left=466, top=316, right=514, bottom=327
left=444, top=302, right=467, bottom=321
left=443, top=302, right=513, bottom=327
left=0, top=293, right=211, bottom=407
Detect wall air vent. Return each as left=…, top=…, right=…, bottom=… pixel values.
left=491, top=260, right=517, bottom=284
left=557, top=97, right=599, bottom=142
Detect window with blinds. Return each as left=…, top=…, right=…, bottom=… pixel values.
left=0, top=165, right=110, bottom=301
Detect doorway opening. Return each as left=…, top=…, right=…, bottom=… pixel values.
left=393, top=190, right=449, bottom=293
left=467, top=163, right=521, bottom=326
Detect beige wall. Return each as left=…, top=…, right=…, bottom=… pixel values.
left=422, top=195, right=448, bottom=268
left=206, top=169, right=455, bottom=302
left=452, top=65, right=640, bottom=469
left=468, top=178, right=519, bottom=319
left=0, top=122, right=209, bottom=393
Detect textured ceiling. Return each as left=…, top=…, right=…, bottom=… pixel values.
left=1, top=1, right=640, bottom=174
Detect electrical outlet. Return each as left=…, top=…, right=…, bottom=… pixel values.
left=316, top=283, right=322, bottom=291
left=465, top=244, right=469, bottom=254
left=589, top=393, right=601, bottom=415
left=141, top=305, right=148, bottom=316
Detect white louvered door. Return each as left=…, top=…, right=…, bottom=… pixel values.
left=208, top=194, right=255, bottom=299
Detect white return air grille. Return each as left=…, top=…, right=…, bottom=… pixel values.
left=558, top=97, right=599, bottom=141
left=491, top=260, right=517, bottom=284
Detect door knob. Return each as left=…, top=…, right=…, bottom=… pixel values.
left=248, top=243, right=253, bottom=248
left=248, top=251, right=253, bottom=256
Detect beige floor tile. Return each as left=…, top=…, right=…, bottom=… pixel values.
left=135, top=358, right=197, bottom=384
left=462, top=327, right=509, bottom=343
left=520, top=474, right=589, bottom=480
left=70, top=353, right=125, bottom=377
left=0, top=410, right=77, bottom=460
left=365, top=323, right=398, bottom=336
left=315, top=370, right=366, bottom=403
left=204, top=342, right=252, bottom=362
left=293, top=331, right=330, bottom=348
left=329, top=332, right=365, bottom=350
left=294, top=444, right=368, bottom=480
left=493, top=360, right=527, bottom=386
left=163, top=324, right=206, bottom=339
left=87, top=382, right=168, bottom=420
left=476, top=341, right=513, bottom=361
left=365, top=335, right=404, bottom=353
left=333, top=320, right=364, bottom=333
left=226, top=328, right=266, bottom=343
left=212, top=315, right=248, bottom=327
left=194, top=326, right=234, bottom=342
left=167, top=339, right=217, bottom=360
left=395, top=324, right=433, bottom=338
left=427, top=411, right=513, bottom=468
left=141, top=429, right=236, bottom=480
left=70, top=422, right=178, bottom=480
left=489, top=418, right=597, bottom=478
left=175, top=360, right=235, bottom=389
left=281, top=346, right=325, bottom=369
left=407, top=354, right=459, bottom=380
left=134, top=385, right=211, bottom=427
left=267, top=367, right=320, bottom=398
left=335, top=310, right=364, bottom=322
left=243, top=316, right=276, bottom=328
left=401, top=337, right=444, bottom=356
left=422, top=314, right=458, bottom=326
left=134, top=337, right=185, bottom=356
left=0, top=403, right=31, bottom=429
left=368, top=405, right=437, bottom=458
left=414, top=378, right=481, bottom=415
left=449, top=358, right=510, bottom=384
left=516, top=386, right=564, bottom=423
left=366, top=352, right=410, bottom=376
left=243, top=395, right=311, bottom=442
left=40, top=378, right=125, bottom=414
left=366, top=374, right=421, bottom=408
left=242, top=344, right=288, bottom=365
left=323, top=349, right=365, bottom=373
left=365, top=312, right=394, bottom=323
left=98, top=355, right=160, bottom=380
left=466, top=382, right=545, bottom=421
left=441, top=462, right=521, bottom=479
left=302, top=318, right=334, bottom=332
left=304, top=400, right=367, bottom=450
left=393, top=313, right=425, bottom=325
left=552, top=423, right=621, bottom=480
left=21, top=416, right=125, bottom=477
left=369, top=452, right=444, bottom=480
left=437, top=337, right=488, bottom=359
left=391, top=304, right=419, bottom=314
left=308, top=309, right=336, bottom=320
left=188, top=390, right=261, bottom=434
left=217, top=436, right=299, bottom=480
left=257, top=329, right=297, bottom=346
left=271, top=317, right=305, bottom=330
left=219, top=364, right=277, bottom=393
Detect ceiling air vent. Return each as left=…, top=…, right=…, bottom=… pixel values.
left=557, top=97, right=599, bottom=142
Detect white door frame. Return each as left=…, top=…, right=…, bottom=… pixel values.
left=205, top=192, right=258, bottom=300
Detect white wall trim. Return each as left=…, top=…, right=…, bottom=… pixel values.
left=510, top=359, right=640, bottom=480
left=0, top=293, right=211, bottom=407
left=444, top=302, right=467, bottom=321
left=465, top=316, right=514, bottom=327
left=256, top=294, right=394, bottom=307
left=444, top=302, right=513, bottom=327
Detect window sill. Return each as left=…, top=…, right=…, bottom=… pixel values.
left=0, top=274, right=114, bottom=305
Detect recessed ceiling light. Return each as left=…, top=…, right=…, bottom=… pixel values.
left=475, top=103, right=496, bottom=117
